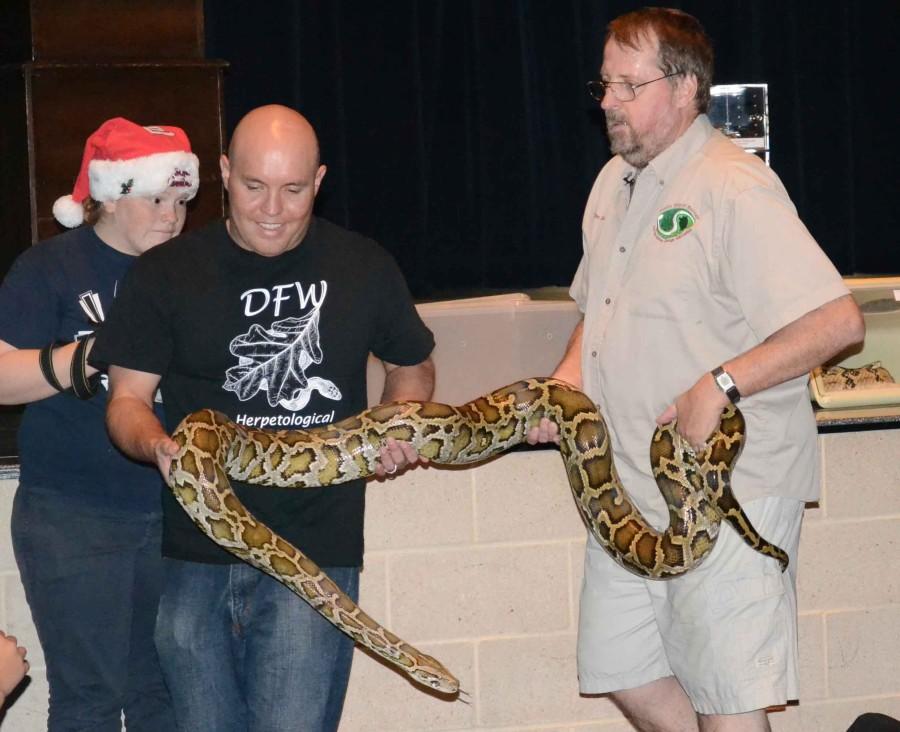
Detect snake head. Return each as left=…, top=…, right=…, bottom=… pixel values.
left=412, top=670, right=459, bottom=695
left=409, top=653, right=459, bottom=695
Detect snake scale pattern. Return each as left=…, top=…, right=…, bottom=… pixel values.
left=167, top=377, right=788, bottom=695
left=818, top=360, right=895, bottom=391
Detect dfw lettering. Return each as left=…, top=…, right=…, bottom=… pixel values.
left=240, top=280, right=327, bottom=317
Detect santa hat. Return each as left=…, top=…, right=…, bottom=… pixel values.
left=53, top=117, right=200, bottom=228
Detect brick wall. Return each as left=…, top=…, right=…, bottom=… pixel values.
left=1, top=429, right=898, bottom=730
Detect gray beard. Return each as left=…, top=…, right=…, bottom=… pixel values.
left=611, top=138, right=650, bottom=168
left=607, top=122, right=652, bottom=168
left=606, top=123, right=645, bottom=167
left=606, top=112, right=695, bottom=169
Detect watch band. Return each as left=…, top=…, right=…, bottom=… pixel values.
left=711, top=365, right=741, bottom=403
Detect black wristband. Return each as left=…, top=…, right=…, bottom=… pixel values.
left=69, top=335, right=100, bottom=400
left=39, top=343, right=65, bottom=392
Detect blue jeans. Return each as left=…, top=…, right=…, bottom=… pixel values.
left=154, top=559, right=359, bottom=732
left=11, top=486, right=174, bottom=732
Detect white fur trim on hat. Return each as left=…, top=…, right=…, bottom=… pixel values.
left=88, top=150, right=200, bottom=202
left=52, top=195, right=86, bottom=228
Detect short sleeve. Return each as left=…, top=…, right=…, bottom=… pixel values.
left=569, top=246, right=589, bottom=314
left=369, top=253, right=434, bottom=366
left=721, top=183, right=849, bottom=340
left=89, top=255, right=174, bottom=375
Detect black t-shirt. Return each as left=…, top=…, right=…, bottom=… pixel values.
left=0, top=226, right=164, bottom=511
left=91, top=217, right=434, bottom=565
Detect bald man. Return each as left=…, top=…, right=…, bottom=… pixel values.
left=92, top=105, right=435, bottom=731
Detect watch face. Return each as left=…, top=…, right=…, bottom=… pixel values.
left=712, top=367, right=740, bottom=402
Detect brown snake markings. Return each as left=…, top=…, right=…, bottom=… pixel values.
left=168, top=377, right=788, bottom=695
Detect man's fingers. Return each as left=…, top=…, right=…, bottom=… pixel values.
left=397, top=441, right=420, bottom=465
left=656, top=403, right=677, bottom=426
left=376, top=437, right=424, bottom=477
left=381, top=437, right=405, bottom=469
left=526, top=418, right=560, bottom=445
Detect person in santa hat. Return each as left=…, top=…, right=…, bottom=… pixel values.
left=0, top=116, right=198, bottom=729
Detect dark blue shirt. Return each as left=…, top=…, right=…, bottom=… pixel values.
left=0, top=226, right=164, bottom=512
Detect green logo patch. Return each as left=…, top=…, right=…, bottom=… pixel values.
left=655, top=206, right=696, bottom=241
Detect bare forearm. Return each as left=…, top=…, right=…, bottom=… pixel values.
left=551, top=319, right=584, bottom=389
left=106, top=394, right=169, bottom=465
left=381, top=357, right=435, bottom=402
left=723, top=294, right=864, bottom=398
left=374, top=357, right=435, bottom=475
left=663, top=294, right=866, bottom=450
left=0, top=341, right=98, bottom=404
left=527, top=319, right=585, bottom=445
left=105, top=366, right=178, bottom=475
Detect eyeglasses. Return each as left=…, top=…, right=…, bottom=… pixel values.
left=586, top=71, right=683, bottom=102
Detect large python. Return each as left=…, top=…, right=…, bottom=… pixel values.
left=167, top=377, right=788, bottom=695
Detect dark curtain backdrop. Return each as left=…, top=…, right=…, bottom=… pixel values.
left=204, top=0, right=899, bottom=299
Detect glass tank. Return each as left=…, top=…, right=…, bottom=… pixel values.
left=708, top=83, right=769, bottom=165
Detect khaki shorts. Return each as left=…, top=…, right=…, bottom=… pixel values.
left=577, top=496, right=804, bottom=715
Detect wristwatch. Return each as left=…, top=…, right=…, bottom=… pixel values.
left=711, top=366, right=741, bottom=403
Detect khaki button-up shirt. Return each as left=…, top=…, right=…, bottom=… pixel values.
left=571, top=114, right=848, bottom=520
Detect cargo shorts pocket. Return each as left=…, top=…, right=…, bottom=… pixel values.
left=704, top=571, right=788, bottom=683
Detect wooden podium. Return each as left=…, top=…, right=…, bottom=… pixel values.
left=0, top=0, right=227, bottom=278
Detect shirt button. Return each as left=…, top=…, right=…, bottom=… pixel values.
left=591, top=350, right=598, bottom=357
left=619, top=246, right=626, bottom=253
left=604, top=298, right=611, bottom=305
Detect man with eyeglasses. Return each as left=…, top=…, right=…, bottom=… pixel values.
left=529, top=8, right=863, bottom=731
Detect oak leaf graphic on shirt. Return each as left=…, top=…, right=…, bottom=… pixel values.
left=223, top=308, right=335, bottom=408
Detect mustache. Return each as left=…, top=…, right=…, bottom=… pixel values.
left=605, top=113, right=628, bottom=127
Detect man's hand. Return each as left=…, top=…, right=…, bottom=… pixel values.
left=524, top=320, right=584, bottom=446
left=526, top=417, right=560, bottom=445
left=375, top=358, right=435, bottom=479
left=657, top=372, right=729, bottom=453
left=151, top=436, right=181, bottom=480
left=374, top=437, right=429, bottom=479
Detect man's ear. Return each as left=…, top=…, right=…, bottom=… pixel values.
left=219, top=154, right=231, bottom=187
left=675, top=72, right=699, bottom=110
left=314, top=164, right=327, bottom=195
